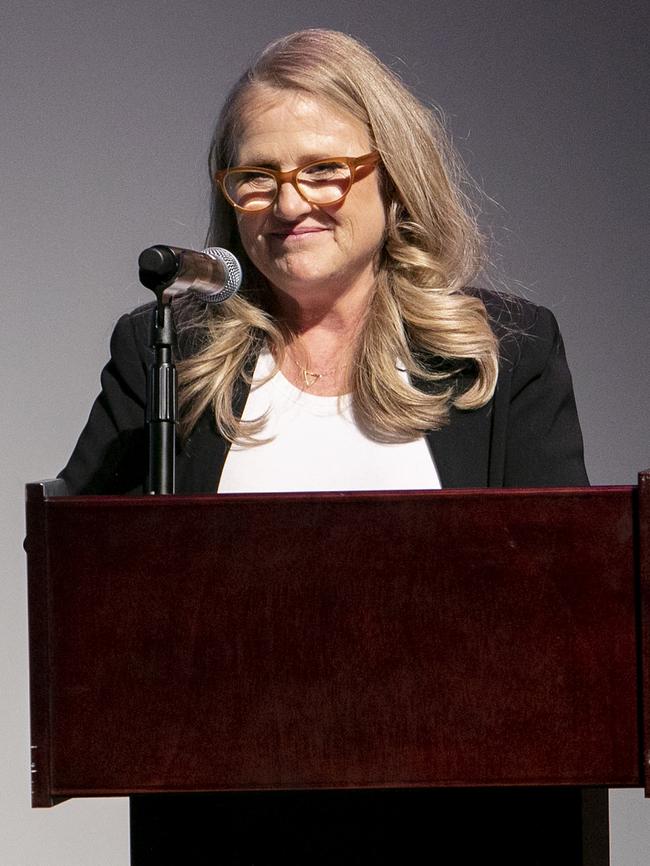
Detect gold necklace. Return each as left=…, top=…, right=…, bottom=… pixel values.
left=287, top=349, right=345, bottom=388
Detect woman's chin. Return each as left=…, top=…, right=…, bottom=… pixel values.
left=265, top=258, right=339, bottom=293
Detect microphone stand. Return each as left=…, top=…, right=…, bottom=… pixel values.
left=146, top=299, right=176, bottom=494
left=139, top=247, right=180, bottom=495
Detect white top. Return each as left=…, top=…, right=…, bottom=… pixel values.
left=218, top=350, right=441, bottom=494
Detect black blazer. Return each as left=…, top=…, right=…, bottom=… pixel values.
left=59, top=291, right=588, bottom=494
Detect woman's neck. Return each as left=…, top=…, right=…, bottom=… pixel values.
left=270, top=282, right=373, bottom=396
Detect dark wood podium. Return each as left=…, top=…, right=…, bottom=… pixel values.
left=25, top=475, right=650, bottom=862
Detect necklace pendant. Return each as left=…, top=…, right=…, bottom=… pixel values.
left=302, top=369, right=321, bottom=388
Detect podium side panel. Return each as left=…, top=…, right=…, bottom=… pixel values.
left=25, top=483, right=54, bottom=807
left=639, top=471, right=650, bottom=796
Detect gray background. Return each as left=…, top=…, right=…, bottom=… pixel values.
left=2, top=1, right=648, bottom=862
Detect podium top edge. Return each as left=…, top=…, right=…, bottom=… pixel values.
left=25, top=482, right=637, bottom=505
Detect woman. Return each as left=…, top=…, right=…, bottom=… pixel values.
left=61, top=28, right=591, bottom=865
left=60, top=28, right=587, bottom=498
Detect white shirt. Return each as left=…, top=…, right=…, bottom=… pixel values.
left=218, top=350, right=441, bottom=494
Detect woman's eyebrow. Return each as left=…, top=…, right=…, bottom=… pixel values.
left=235, top=152, right=333, bottom=169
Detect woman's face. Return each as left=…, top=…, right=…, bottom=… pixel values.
left=233, top=89, right=387, bottom=307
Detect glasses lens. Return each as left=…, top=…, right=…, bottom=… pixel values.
left=297, top=161, right=352, bottom=204
left=224, top=170, right=277, bottom=211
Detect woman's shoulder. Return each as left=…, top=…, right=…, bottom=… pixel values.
left=465, top=287, right=566, bottom=372
left=110, top=299, right=197, bottom=355
left=102, top=303, right=157, bottom=374
left=113, top=301, right=156, bottom=336
left=465, top=286, right=554, bottom=333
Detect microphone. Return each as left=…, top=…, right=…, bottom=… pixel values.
left=138, top=245, right=242, bottom=304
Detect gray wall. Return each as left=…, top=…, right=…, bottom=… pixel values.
left=2, top=1, right=648, bottom=862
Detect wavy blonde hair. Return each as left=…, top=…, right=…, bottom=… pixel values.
left=176, top=28, right=498, bottom=443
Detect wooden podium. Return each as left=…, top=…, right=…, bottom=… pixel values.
left=25, top=476, right=650, bottom=861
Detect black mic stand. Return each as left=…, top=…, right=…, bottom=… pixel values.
left=138, top=247, right=180, bottom=495
left=146, top=300, right=176, bottom=494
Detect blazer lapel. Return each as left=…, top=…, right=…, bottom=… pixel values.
left=425, top=403, right=494, bottom=488
left=175, top=413, right=227, bottom=494
left=412, top=361, right=496, bottom=489
left=174, top=338, right=260, bottom=494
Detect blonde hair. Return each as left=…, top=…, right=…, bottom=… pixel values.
left=176, top=28, right=498, bottom=443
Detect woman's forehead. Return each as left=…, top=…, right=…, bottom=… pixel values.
left=234, top=88, right=369, bottom=161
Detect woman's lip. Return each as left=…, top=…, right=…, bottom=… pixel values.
left=269, top=226, right=328, bottom=238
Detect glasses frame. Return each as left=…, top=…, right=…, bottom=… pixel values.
left=215, top=151, right=380, bottom=212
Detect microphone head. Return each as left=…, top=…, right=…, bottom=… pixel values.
left=192, top=247, right=242, bottom=304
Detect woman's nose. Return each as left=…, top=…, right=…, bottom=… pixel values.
left=273, top=181, right=313, bottom=220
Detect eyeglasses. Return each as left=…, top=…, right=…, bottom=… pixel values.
left=215, top=151, right=380, bottom=212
